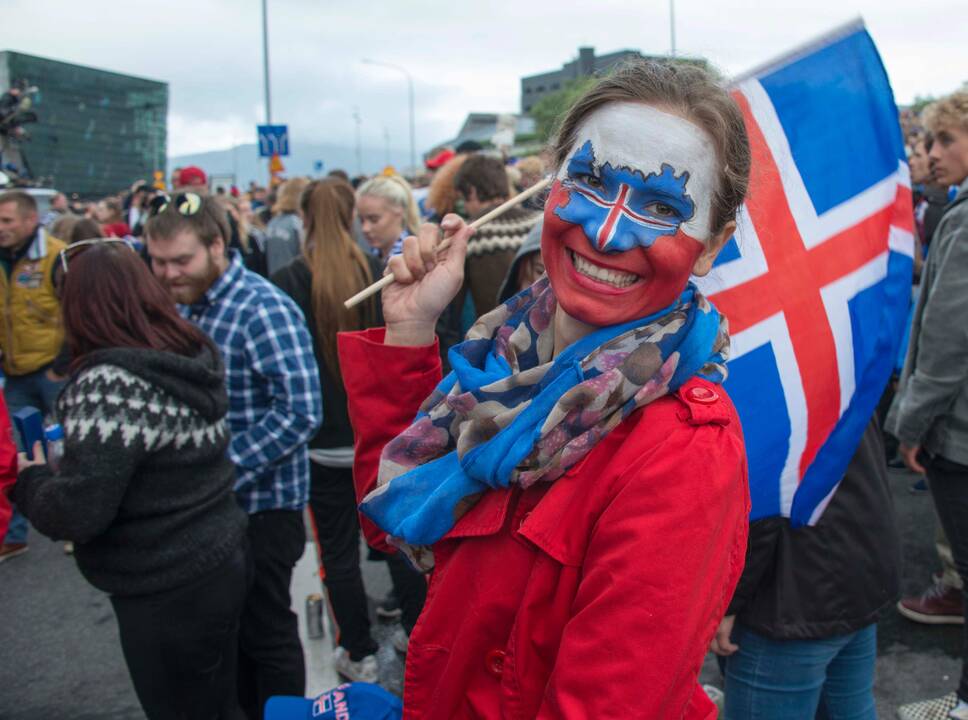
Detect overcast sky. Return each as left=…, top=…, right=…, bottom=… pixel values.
left=4, top=0, right=964, bottom=158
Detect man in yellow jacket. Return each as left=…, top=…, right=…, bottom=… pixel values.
left=0, top=190, right=67, bottom=562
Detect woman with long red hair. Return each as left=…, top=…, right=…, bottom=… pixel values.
left=15, top=240, right=249, bottom=720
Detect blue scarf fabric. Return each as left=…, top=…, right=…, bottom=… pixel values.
left=361, top=277, right=729, bottom=571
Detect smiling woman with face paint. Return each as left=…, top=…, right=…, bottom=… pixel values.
left=338, top=60, right=752, bottom=719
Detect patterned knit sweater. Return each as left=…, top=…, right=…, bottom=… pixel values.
left=16, top=345, right=247, bottom=596
left=465, top=204, right=542, bottom=258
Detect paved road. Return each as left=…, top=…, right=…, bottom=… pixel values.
left=0, top=466, right=960, bottom=718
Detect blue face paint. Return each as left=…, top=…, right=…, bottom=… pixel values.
left=554, top=140, right=697, bottom=253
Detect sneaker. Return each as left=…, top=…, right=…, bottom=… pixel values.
left=391, top=627, right=409, bottom=655
left=898, top=582, right=964, bottom=625
left=376, top=592, right=403, bottom=621
left=897, top=692, right=958, bottom=720
left=910, top=477, right=930, bottom=494
left=952, top=699, right=968, bottom=720
left=888, top=455, right=908, bottom=469
left=0, top=543, right=28, bottom=563
left=333, top=647, right=379, bottom=684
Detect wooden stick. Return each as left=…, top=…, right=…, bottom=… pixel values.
left=344, top=176, right=552, bottom=309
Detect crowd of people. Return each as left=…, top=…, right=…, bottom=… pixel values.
left=0, top=58, right=966, bottom=720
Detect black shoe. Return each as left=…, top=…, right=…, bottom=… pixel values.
left=376, top=592, right=402, bottom=621
left=909, top=477, right=929, bottom=494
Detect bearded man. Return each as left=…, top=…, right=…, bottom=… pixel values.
left=145, top=192, right=321, bottom=720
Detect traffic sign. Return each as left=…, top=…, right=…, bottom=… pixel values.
left=257, top=125, right=290, bottom=157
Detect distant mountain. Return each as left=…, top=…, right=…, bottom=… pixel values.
left=168, top=142, right=415, bottom=185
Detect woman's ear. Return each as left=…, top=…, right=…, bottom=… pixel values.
left=692, top=220, right=736, bottom=277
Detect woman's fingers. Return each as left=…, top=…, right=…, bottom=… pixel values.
left=387, top=253, right=415, bottom=285
left=417, top=223, right=438, bottom=273
left=439, top=213, right=473, bottom=274
left=400, top=234, right=427, bottom=281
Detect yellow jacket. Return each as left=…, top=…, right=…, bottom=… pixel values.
left=0, top=229, right=66, bottom=376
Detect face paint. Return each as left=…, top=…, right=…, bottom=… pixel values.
left=542, top=102, right=718, bottom=326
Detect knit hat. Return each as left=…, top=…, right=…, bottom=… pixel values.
left=264, top=683, right=402, bottom=720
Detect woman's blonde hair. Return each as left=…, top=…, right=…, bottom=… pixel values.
left=356, top=175, right=420, bottom=234
left=300, top=179, right=376, bottom=384
left=273, top=177, right=311, bottom=215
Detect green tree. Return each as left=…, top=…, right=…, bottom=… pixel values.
left=528, top=57, right=714, bottom=144
left=910, top=94, right=937, bottom=114
left=529, top=77, right=597, bottom=144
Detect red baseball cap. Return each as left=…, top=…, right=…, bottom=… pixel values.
left=177, top=165, right=207, bottom=187
left=425, top=148, right=455, bottom=170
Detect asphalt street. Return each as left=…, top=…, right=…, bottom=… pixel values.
left=0, top=466, right=961, bottom=719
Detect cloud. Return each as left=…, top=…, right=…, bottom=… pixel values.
left=3, top=0, right=964, bottom=160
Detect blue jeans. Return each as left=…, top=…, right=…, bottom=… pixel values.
left=2, top=366, right=65, bottom=545
left=724, top=623, right=878, bottom=720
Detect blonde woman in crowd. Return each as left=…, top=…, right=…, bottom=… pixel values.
left=355, top=175, right=420, bottom=263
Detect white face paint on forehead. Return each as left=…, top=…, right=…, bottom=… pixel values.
left=557, top=101, right=719, bottom=241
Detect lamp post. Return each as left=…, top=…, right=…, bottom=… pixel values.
left=261, top=0, right=272, bottom=124
left=362, top=59, right=416, bottom=176
left=669, top=0, right=677, bottom=57
left=261, top=0, right=274, bottom=184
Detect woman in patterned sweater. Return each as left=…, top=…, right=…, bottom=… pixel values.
left=15, top=240, right=249, bottom=720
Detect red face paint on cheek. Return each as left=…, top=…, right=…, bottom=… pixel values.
left=542, top=181, right=704, bottom=326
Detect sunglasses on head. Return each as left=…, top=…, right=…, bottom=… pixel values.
left=148, top=192, right=203, bottom=218
left=58, top=238, right=137, bottom=274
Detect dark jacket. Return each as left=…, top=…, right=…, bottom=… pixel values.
left=16, top=344, right=247, bottom=596
left=727, top=417, right=899, bottom=638
left=271, top=253, right=383, bottom=449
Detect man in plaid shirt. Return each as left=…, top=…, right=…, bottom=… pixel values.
left=146, top=194, right=321, bottom=719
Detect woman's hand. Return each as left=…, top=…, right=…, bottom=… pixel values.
left=17, top=442, right=47, bottom=474
left=709, top=614, right=739, bottom=656
left=383, top=215, right=474, bottom=347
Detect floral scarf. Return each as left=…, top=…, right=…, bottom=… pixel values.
left=360, top=276, right=729, bottom=571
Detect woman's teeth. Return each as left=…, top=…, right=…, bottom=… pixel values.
left=569, top=250, right=639, bottom=288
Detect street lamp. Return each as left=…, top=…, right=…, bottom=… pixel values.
left=669, top=0, right=677, bottom=57
left=362, top=59, right=416, bottom=176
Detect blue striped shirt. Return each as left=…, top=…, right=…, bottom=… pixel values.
left=182, top=252, right=322, bottom=514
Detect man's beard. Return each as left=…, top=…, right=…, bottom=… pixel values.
left=166, top=251, right=222, bottom=305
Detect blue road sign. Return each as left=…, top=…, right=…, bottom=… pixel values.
left=257, top=125, right=289, bottom=157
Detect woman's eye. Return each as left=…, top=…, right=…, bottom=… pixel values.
left=577, top=173, right=603, bottom=188
left=646, top=202, right=677, bottom=218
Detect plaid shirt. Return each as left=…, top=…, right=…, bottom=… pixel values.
left=182, top=252, right=322, bottom=514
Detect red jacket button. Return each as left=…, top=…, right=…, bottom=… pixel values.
left=485, top=648, right=506, bottom=677
left=687, top=386, right=719, bottom=404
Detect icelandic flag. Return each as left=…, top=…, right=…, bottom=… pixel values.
left=694, top=19, right=914, bottom=525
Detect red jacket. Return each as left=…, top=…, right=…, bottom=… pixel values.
left=340, top=328, right=750, bottom=719
left=0, top=390, right=19, bottom=540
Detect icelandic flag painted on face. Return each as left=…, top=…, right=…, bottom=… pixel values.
left=556, top=140, right=697, bottom=252
left=693, top=19, right=914, bottom=526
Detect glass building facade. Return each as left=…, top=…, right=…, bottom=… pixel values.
left=0, top=51, right=167, bottom=198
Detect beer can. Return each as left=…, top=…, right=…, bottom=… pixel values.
left=306, top=593, right=325, bottom=639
